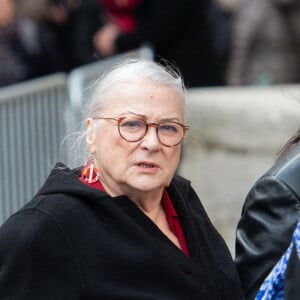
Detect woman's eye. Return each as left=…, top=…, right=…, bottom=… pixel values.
left=122, top=120, right=144, bottom=129
left=160, top=124, right=178, bottom=133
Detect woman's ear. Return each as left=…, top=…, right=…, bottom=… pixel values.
left=85, top=118, right=96, bottom=153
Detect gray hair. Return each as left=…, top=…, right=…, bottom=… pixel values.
left=83, top=58, right=186, bottom=120
left=69, top=59, right=186, bottom=166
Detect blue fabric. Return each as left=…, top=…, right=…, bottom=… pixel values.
left=255, top=219, right=300, bottom=300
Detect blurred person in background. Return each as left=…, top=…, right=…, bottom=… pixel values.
left=0, top=0, right=28, bottom=86
left=93, top=0, right=230, bottom=88
left=0, top=0, right=69, bottom=87
left=45, top=0, right=103, bottom=70
left=17, top=0, right=103, bottom=72
left=227, top=0, right=300, bottom=85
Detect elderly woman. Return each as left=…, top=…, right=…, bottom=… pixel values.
left=0, top=59, right=244, bottom=299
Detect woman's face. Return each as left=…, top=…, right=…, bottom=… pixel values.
left=86, top=80, right=185, bottom=196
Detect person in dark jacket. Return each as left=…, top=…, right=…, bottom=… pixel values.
left=235, top=127, right=300, bottom=300
left=0, top=59, right=243, bottom=299
left=93, top=0, right=229, bottom=87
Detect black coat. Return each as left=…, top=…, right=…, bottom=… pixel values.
left=115, top=0, right=228, bottom=87
left=235, top=142, right=300, bottom=300
left=0, top=163, right=243, bottom=299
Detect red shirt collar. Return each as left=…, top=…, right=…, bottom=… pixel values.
left=79, top=168, right=189, bottom=256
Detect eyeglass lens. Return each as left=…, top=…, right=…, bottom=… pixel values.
left=118, top=117, right=186, bottom=146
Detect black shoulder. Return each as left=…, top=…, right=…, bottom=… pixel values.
left=0, top=208, right=85, bottom=296
left=267, top=144, right=300, bottom=199
left=171, top=174, right=191, bottom=191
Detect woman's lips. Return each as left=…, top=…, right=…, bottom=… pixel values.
left=135, top=162, right=160, bottom=172
left=138, top=163, right=156, bottom=168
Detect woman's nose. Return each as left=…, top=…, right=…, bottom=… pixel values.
left=140, top=126, right=161, bottom=150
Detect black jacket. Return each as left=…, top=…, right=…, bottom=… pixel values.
left=0, top=163, right=243, bottom=299
left=115, top=0, right=228, bottom=87
left=235, top=142, right=300, bottom=300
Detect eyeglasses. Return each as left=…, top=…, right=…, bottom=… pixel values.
left=93, top=116, right=189, bottom=147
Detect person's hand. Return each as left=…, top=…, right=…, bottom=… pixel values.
left=0, top=0, right=16, bottom=27
left=93, top=23, right=119, bottom=57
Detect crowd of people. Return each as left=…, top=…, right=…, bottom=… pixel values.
left=0, top=0, right=231, bottom=88
left=0, top=0, right=102, bottom=87
left=2, top=0, right=300, bottom=88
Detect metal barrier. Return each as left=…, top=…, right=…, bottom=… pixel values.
left=0, top=73, right=70, bottom=224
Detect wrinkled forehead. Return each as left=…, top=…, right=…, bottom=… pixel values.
left=103, top=80, right=185, bottom=117
left=110, top=79, right=184, bottom=106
